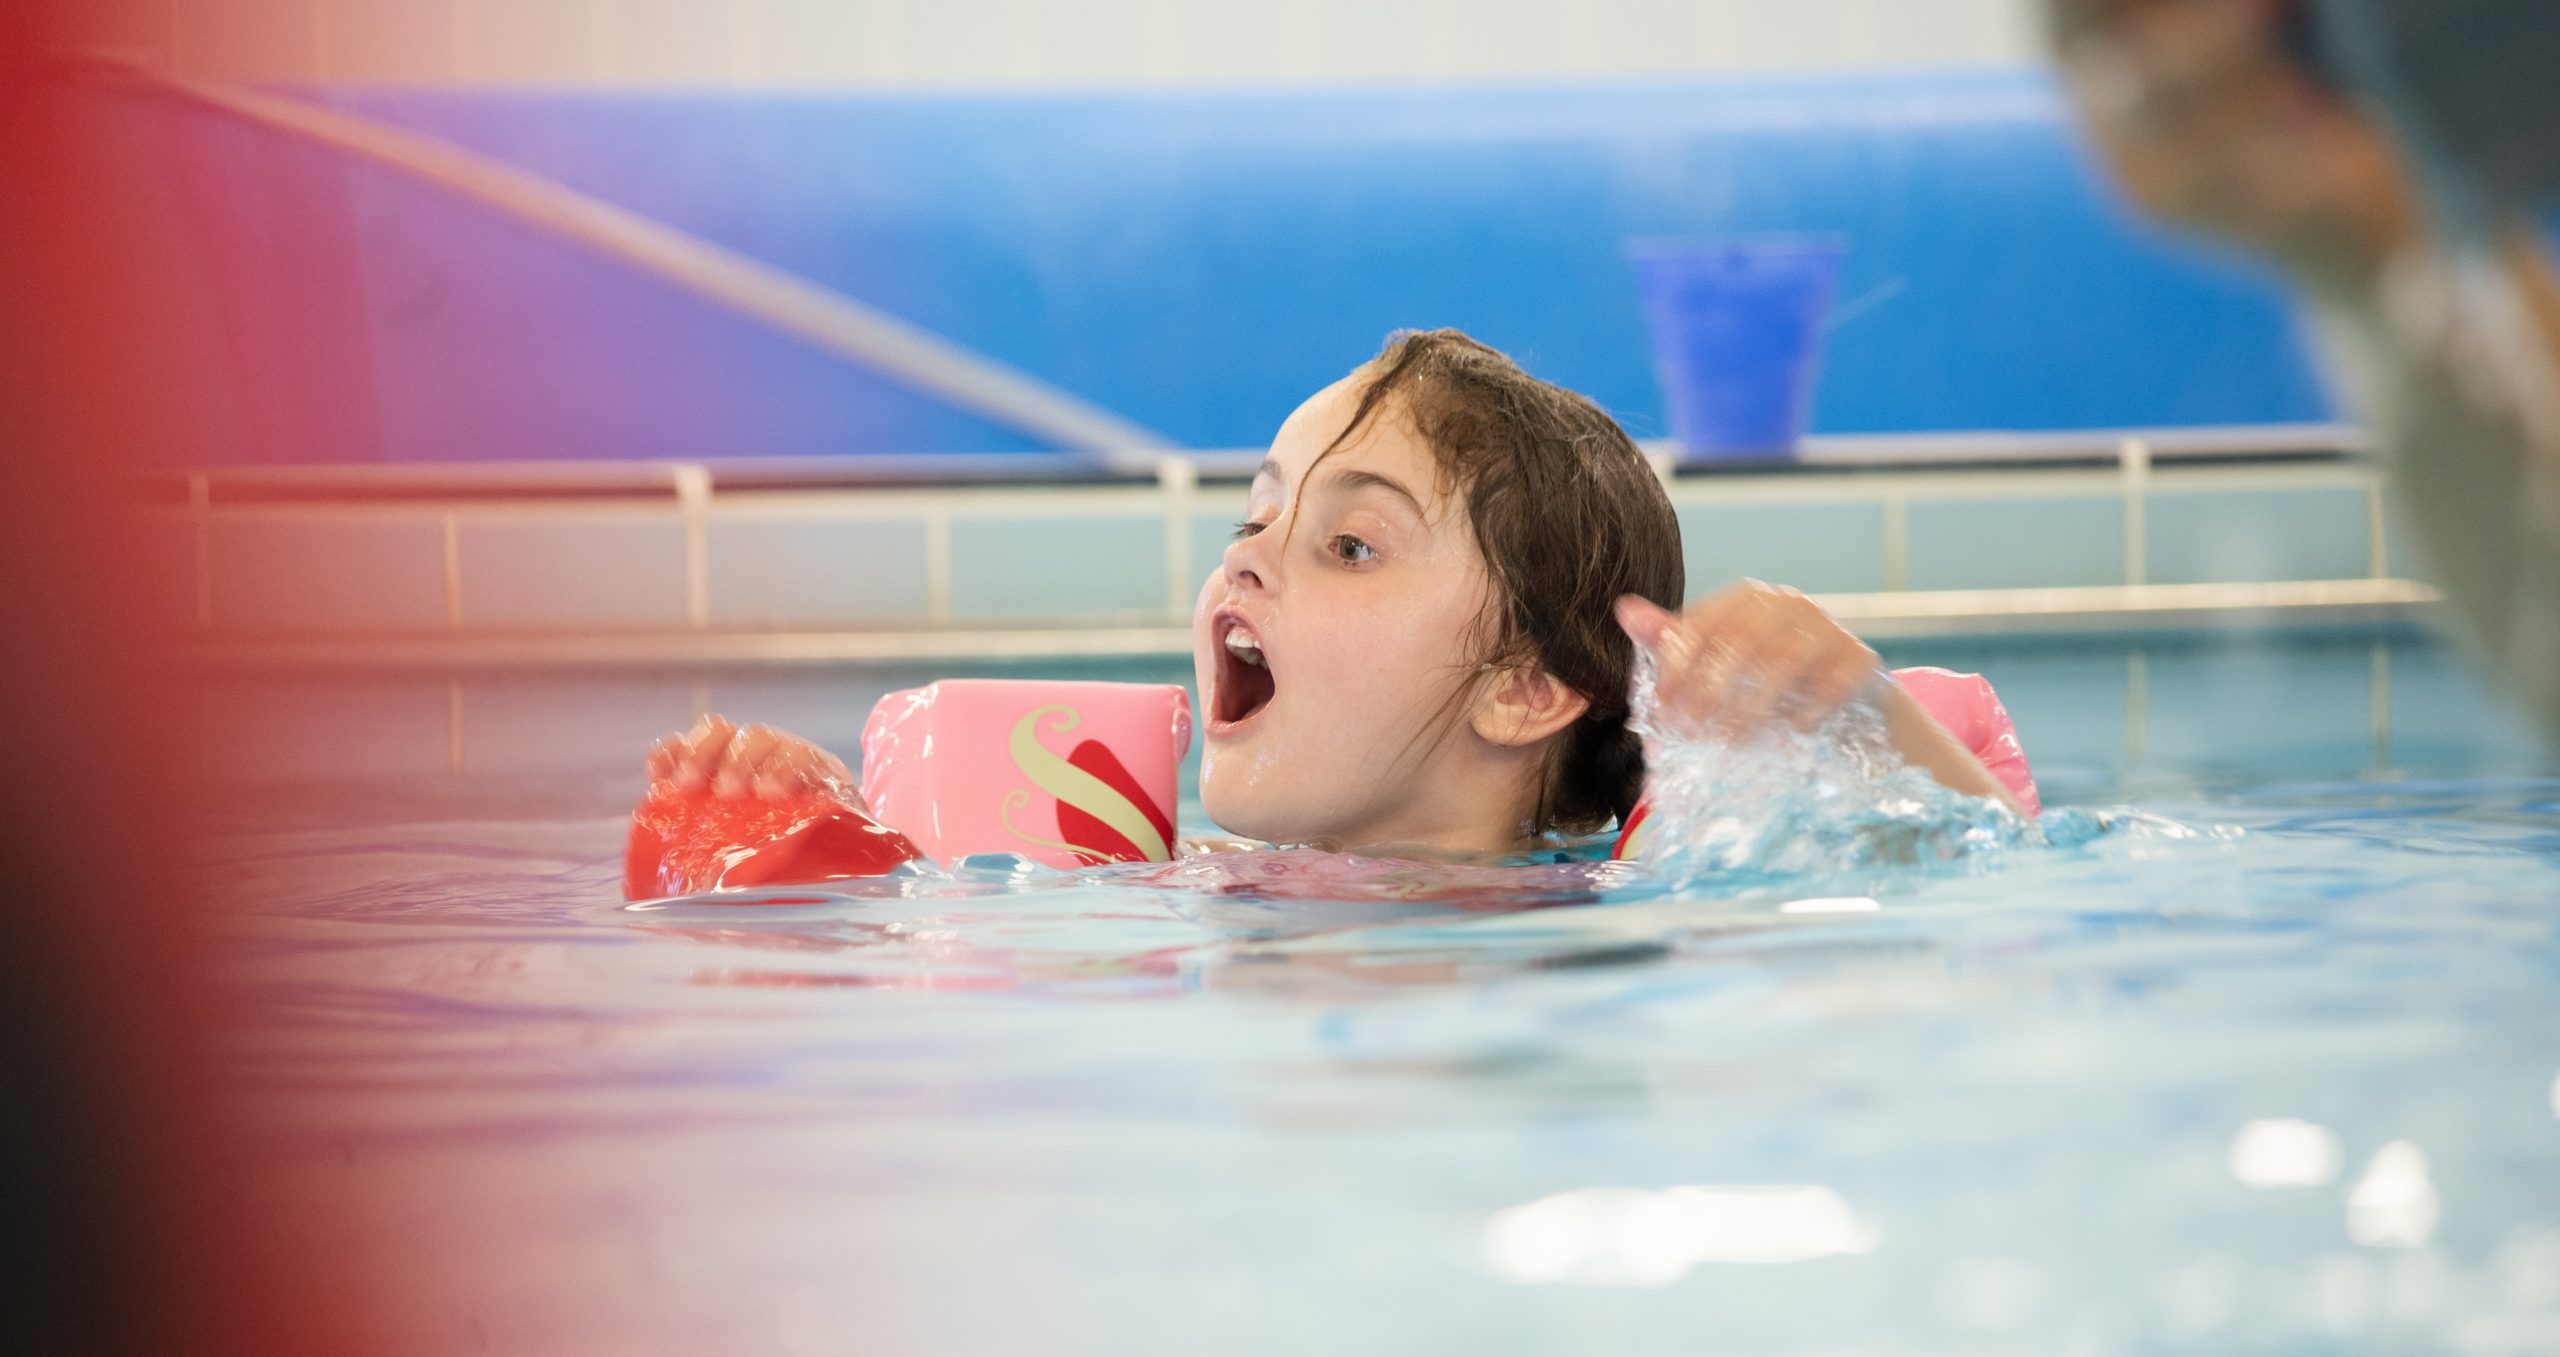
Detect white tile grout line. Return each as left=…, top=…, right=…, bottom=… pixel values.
left=923, top=508, right=953, bottom=624
left=2121, top=436, right=2150, bottom=587
left=674, top=463, right=713, bottom=628
left=1881, top=490, right=1908, bottom=592
left=1158, top=455, right=1198, bottom=620
left=2367, top=480, right=2390, bottom=578
left=441, top=513, right=463, bottom=628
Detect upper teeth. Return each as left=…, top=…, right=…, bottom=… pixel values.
left=1225, top=630, right=1265, bottom=666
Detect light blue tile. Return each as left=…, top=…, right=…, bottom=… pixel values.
left=2382, top=640, right=2550, bottom=771
left=1881, top=641, right=2134, bottom=782
left=207, top=517, right=447, bottom=631
left=949, top=516, right=1168, bottom=622
left=706, top=518, right=930, bottom=627
left=693, top=669, right=938, bottom=772
left=1676, top=501, right=1888, bottom=595
left=2379, top=498, right=2438, bottom=584
left=458, top=517, right=688, bottom=629
left=1906, top=496, right=2125, bottom=591
left=200, top=676, right=453, bottom=783
left=460, top=675, right=700, bottom=778
left=2145, top=487, right=2370, bottom=585
left=2141, top=638, right=2380, bottom=774
left=1188, top=507, right=1249, bottom=603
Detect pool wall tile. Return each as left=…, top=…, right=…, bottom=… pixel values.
left=458, top=675, right=702, bottom=776
left=706, top=518, right=930, bottom=626
left=2382, top=641, right=2546, bottom=770
left=207, top=516, right=448, bottom=631
left=2140, top=638, right=2380, bottom=773
left=1677, top=502, right=1888, bottom=595
left=949, top=515, right=1167, bottom=621
left=1905, top=496, right=2125, bottom=591
left=1188, top=491, right=1251, bottom=598
left=2378, top=496, right=2439, bottom=585
left=697, top=671, right=933, bottom=767
left=200, top=677, right=455, bottom=782
left=458, top=516, right=690, bottom=628
left=1891, top=643, right=2135, bottom=778
left=2144, top=487, right=2370, bottom=584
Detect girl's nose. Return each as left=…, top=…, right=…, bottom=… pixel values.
left=1221, top=519, right=1275, bottom=593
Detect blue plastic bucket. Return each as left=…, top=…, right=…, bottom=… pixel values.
left=1628, top=236, right=1846, bottom=461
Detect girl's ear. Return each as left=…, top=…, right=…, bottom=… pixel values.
left=1470, top=664, right=1591, bottom=749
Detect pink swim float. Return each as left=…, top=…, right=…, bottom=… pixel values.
left=1888, top=666, right=2040, bottom=818
left=1612, top=665, right=2039, bottom=859
left=862, top=679, right=1193, bottom=870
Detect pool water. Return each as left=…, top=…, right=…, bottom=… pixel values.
left=204, top=634, right=2560, bottom=1355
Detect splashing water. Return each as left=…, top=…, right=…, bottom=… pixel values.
left=1623, top=648, right=2036, bottom=890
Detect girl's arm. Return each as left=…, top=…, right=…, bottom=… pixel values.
left=1615, top=584, right=2028, bottom=819
left=1876, top=682, right=2026, bottom=815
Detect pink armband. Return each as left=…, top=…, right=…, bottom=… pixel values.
left=1887, top=666, right=2039, bottom=817
left=861, top=679, right=1192, bottom=870
left=1610, top=665, right=2038, bottom=859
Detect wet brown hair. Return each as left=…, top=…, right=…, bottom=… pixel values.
left=1308, top=328, right=1684, bottom=836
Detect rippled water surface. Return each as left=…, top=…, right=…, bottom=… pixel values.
left=207, top=656, right=2560, bottom=1356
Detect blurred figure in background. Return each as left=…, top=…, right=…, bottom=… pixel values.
left=2045, top=0, right=2560, bottom=737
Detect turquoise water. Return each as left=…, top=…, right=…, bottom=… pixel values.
left=205, top=634, right=2560, bottom=1355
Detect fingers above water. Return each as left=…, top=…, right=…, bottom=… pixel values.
left=1616, top=582, right=1877, bottom=737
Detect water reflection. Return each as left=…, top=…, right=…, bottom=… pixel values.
left=1482, top=1185, right=1877, bottom=1284
left=2228, top=1118, right=2343, bottom=1188
left=2347, top=1142, right=2440, bottom=1249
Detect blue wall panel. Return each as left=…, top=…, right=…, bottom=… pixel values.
left=131, top=72, right=2336, bottom=464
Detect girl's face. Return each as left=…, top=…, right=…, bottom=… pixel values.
left=1193, top=376, right=1503, bottom=849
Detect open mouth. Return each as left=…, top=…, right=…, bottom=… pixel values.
left=1212, top=618, right=1276, bottom=729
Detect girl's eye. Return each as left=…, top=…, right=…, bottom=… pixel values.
left=1232, top=519, right=1271, bottom=540
left=1331, top=534, right=1377, bottom=565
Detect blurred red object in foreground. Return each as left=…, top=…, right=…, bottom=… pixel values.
left=624, top=784, right=923, bottom=899
left=0, top=9, right=386, bottom=1354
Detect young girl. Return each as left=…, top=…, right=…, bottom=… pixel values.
left=649, top=330, right=2024, bottom=859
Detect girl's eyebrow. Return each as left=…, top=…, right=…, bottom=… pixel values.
left=1315, top=468, right=1425, bottom=518
left=1250, top=458, right=1423, bottom=519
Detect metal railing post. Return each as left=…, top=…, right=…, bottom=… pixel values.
left=1158, top=454, right=1197, bottom=621
left=2121, top=437, right=2152, bottom=587
left=673, top=463, right=713, bottom=629
left=1882, top=489, right=1908, bottom=592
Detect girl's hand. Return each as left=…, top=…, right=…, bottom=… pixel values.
left=1615, top=583, right=2028, bottom=816
left=1614, top=581, right=1879, bottom=738
left=645, top=715, right=855, bottom=801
